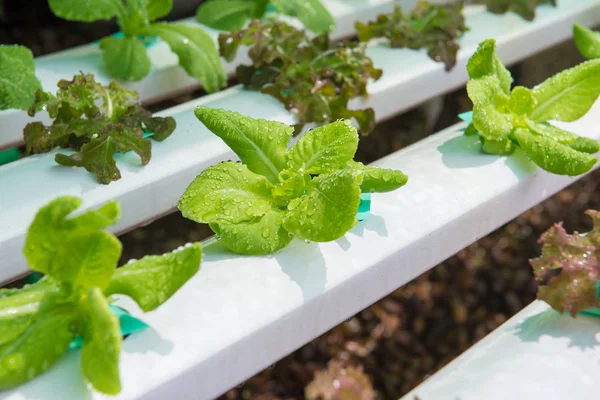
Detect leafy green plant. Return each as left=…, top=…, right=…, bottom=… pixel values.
left=464, top=39, right=600, bottom=176
left=574, top=23, right=600, bottom=60
left=0, top=45, right=41, bottom=111
left=0, top=196, right=202, bottom=393
left=24, top=73, right=175, bottom=184
left=530, top=210, right=600, bottom=316
left=219, top=20, right=382, bottom=134
left=178, top=107, right=407, bottom=255
left=355, top=1, right=468, bottom=71
left=48, top=0, right=226, bottom=90
left=196, top=0, right=335, bottom=34
left=481, top=0, right=555, bottom=21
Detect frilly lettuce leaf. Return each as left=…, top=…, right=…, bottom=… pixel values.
left=483, top=0, right=556, bottom=21
left=530, top=210, right=600, bottom=315
left=25, top=73, right=175, bottom=184
left=356, top=1, right=468, bottom=71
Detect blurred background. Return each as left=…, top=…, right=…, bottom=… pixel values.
left=2, top=1, right=598, bottom=399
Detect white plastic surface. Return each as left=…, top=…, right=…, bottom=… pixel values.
left=3, top=85, right=600, bottom=400
left=0, top=0, right=404, bottom=150
left=2, top=0, right=600, bottom=284
left=403, top=300, right=600, bottom=400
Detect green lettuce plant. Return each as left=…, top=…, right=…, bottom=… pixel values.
left=178, top=107, right=408, bottom=255
left=574, top=23, right=600, bottom=60
left=48, top=0, right=226, bottom=91
left=24, top=73, right=175, bottom=184
left=196, top=0, right=335, bottom=34
left=464, top=39, right=600, bottom=176
left=219, top=20, right=382, bottom=134
left=356, top=1, right=468, bottom=71
left=0, top=196, right=202, bottom=393
left=0, top=45, right=41, bottom=111
left=530, top=210, right=600, bottom=316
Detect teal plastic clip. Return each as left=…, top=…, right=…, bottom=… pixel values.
left=580, top=281, right=600, bottom=318
left=356, top=192, right=371, bottom=221
left=69, top=305, right=149, bottom=349
left=0, top=148, right=20, bottom=166
left=458, top=111, right=473, bottom=125
left=94, top=31, right=159, bottom=48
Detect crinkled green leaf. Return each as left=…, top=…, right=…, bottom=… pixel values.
left=120, top=104, right=175, bottom=141
left=179, top=162, right=275, bottom=224
left=508, top=86, right=536, bottom=116
left=52, top=231, right=121, bottom=292
left=467, top=76, right=513, bottom=140
left=272, top=169, right=310, bottom=202
left=529, top=58, right=600, bottom=122
left=211, top=209, right=292, bottom=255
left=283, top=169, right=362, bottom=242
left=81, top=287, right=121, bottom=395
left=195, top=106, right=292, bottom=183
left=574, top=24, right=600, bottom=60
left=514, top=127, right=597, bottom=176
left=466, top=39, right=512, bottom=94
left=0, top=45, right=41, bottom=110
left=148, top=22, right=226, bottom=93
left=100, top=36, right=151, bottom=81
left=355, top=1, right=467, bottom=71
left=0, top=294, right=76, bottom=390
left=348, top=161, right=408, bottom=193
left=106, top=243, right=202, bottom=311
left=147, top=0, right=172, bottom=21
left=286, top=120, right=358, bottom=174
left=218, top=21, right=381, bottom=134
left=480, top=136, right=516, bottom=155
left=24, top=196, right=120, bottom=275
left=526, top=120, right=600, bottom=154
left=196, top=0, right=255, bottom=31
left=55, top=124, right=151, bottom=184
left=48, top=0, right=122, bottom=22
left=0, top=290, right=47, bottom=346
left=271, top=0, right=335, bottom=34
left=530, top=209, right=600, bottom=315
left=483, top=0, right=556, bottom=21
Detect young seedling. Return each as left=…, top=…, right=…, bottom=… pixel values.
left=196, top=0, right=335, bottom=34
left=48, top=0, right=226, bottom=91
left=530, top=211, right=600, bottom=316
left=574, top=23, right=600, bottom=60
left=24, top=73, right=176, bottom=184
left=355, top=1, right=468, bottom=71
left=0, top=45, right=41, bottom=110
left=219, top=20, right=382, bottom=134
left=178, top=107, right=408, bottom=255
left=465, top=39, right=600, bottom=176
left=0, top=196, right=202, bottom=393
left=481, top=0, right=555, bottom=21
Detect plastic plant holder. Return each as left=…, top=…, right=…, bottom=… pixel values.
left=458, top=110, right=473, bottom=125
left=0, top=148, right=19, bottom=166
left=69, top=305, right=149, bottom=349
left=94, top=31, right=159, bottom=48
left=580, top=281, right=600, bottom=318
left=356, top=192, right=371, bottom=221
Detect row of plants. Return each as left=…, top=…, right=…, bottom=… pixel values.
left=2, top=28, right=600, bottom=391
left=0, top=0, right=581, bottom=185
left=1, top=0, right=556, bottom=131
left=0, top=107, right=409, bottom=392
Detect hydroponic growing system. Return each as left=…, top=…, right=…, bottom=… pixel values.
left=1, top=0, right=600, bottom=398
